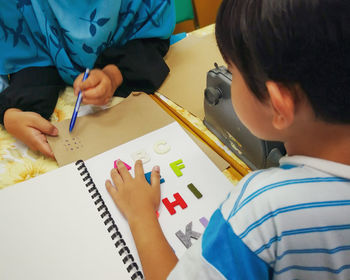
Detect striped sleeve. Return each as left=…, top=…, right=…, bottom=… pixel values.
left=201, top=209, right=272, bottom=279
left=220, top=165, right=350, bottom=280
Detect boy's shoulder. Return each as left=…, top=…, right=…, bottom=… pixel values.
left=226, top=155, right=350, bottom=209
left=221, top=156, right=350, bottom=220
left=218, top=156, right=350, bottom=264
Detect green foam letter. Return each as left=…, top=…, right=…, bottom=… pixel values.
left=170, top=159, right=185, bottom=177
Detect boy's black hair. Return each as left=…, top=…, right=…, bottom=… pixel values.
left=216, top=0, right=350, bottom=124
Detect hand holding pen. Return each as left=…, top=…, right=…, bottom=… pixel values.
left=69, top=68, right=90, bottom=132
left=73, top=65, right=123, bottom=106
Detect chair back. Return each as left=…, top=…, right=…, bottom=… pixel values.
left=175, top=0, right=195, bottom=23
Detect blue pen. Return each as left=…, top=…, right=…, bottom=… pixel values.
left=69, top=68, right=90, bottom=132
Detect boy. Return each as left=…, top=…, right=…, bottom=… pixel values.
left=106, top=0, right=350, bottom=279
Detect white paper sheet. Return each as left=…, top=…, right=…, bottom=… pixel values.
left=84, top=122, right=235, bottom=261
left=0, top=121, right=235, bottom=279
left=0, top=164, right=130, bottom=280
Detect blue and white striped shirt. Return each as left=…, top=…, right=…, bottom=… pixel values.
left=168, top=156, right=350, bottom=279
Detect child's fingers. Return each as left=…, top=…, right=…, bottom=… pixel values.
left=134, top=160, right=145, bottom=178
left=82, top=95, right=106, bottom=106
left=150, top=165, right=161, bottom=189
left=79, top=71, right=101, bottom=91
left=34, top=136, right=55, bottom=158
left=73, top=72, right=84, bottom=95
left=82, top=87, right=111, bottom=105
left=106, top=179, right=119, bottom=203
left=110, top=168, right=123, bottom=186
left=29, top=113, right=58, bottom=136
left=116, top=160, right=132, bottom=181
left=150, top=166, right=161, bottom=207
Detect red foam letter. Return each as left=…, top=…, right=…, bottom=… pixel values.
left=162, top=193, right=188, bottom=215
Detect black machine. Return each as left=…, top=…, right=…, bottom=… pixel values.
left=203, top=64, right=286, bottom=170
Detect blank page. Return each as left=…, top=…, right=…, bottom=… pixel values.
left=0, top=163, right=130, bottom=280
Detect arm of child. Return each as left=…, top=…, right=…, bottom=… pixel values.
left=0, top=66, right=65, bottom=158
left=4, top=109, right=58, bottom=158
left=106, top=160, right=178, bottom=280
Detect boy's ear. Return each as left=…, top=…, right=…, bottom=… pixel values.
left=265, top=81, right=295, bottom=130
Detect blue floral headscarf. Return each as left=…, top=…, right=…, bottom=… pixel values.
left=0, top=0, right=175, bottom=89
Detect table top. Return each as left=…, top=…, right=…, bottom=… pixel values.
left=155, top=24, right=251, bottom=180
left=152, top=93, right=249, bottom=182
left=0, top=89, right=242, bottom=189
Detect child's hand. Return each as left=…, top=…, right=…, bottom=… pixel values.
left=106, top=160, right=161, bottom=222
left=3, top=108, right=58, bottom=158
left=107, top=161, right=177, bottom=280
left=73, top=65, right=123, bottom=106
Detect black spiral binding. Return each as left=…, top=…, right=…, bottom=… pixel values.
left=75, top=160, right=143, bottom=280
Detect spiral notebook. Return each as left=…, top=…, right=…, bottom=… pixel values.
left=0, top=122, right=234, bottom=280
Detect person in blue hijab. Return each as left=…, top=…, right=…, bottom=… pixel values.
left=0, top=0, right=175, bottom=157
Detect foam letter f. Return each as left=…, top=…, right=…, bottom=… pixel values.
left=170, top=159, right=185, bottom=177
